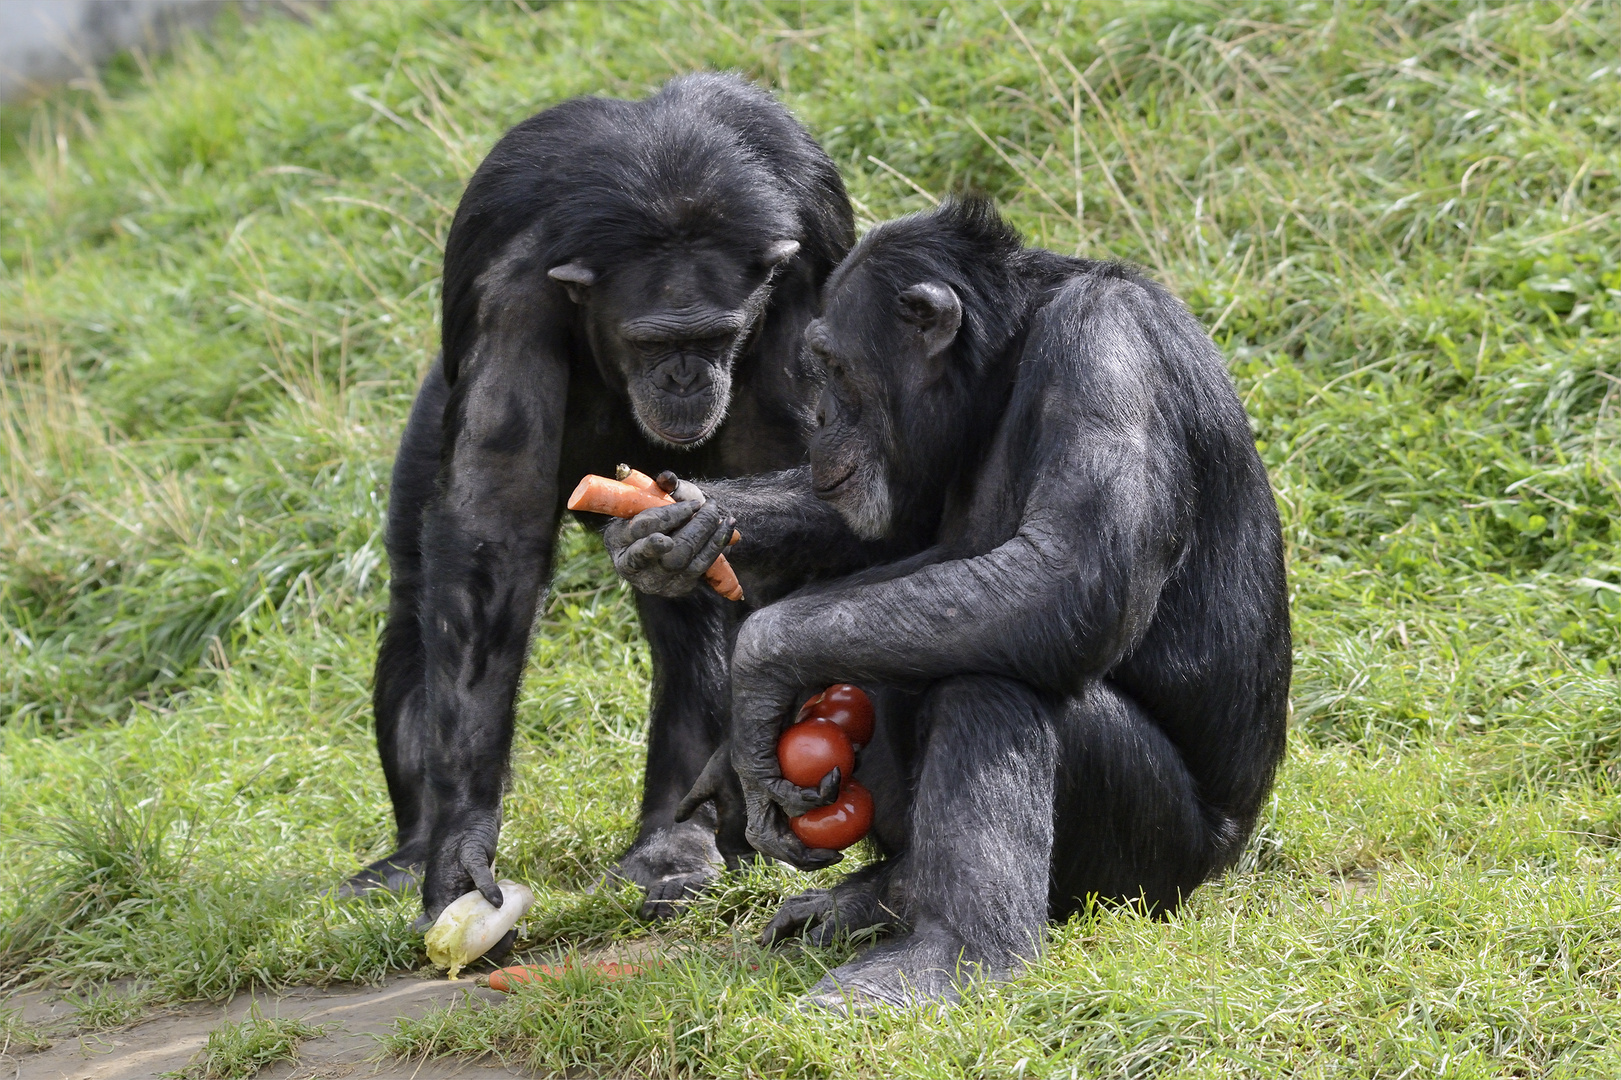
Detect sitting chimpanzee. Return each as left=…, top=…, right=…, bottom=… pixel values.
left=346, top=73, right=855, bottom=924
left=617, top=198, right=1291, bottom=1008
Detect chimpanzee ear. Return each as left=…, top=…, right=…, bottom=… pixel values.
left=897, top=282, right=962, bottom=359
left=764, top=239, right=800, bottom=267
left=548, top=262, right=596, bottom=304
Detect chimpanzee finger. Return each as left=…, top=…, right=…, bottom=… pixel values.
left=815, top=767, right=841, bottom=805
left=618, top=499, right=701, bottom=541
left=464, top=854, right=503, bottom=908
left=758, top=889, right=834, bottom=946
left=762, top=774, right=839, bottom=818
left=619, top=533, right=676, bottom=573
left=670, top=479, right=706, bottom=503
left=674, top=745, right=729, bottom=822
left=657, top=500, right=727, bottom=570
left=682, top=515, right=736, bottom=576
left=747, top=815, right=842, bottom=870
left=656, top=471, right=706, bottom=504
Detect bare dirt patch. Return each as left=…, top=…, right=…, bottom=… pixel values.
left=6, top=975, right=522, bottom=1079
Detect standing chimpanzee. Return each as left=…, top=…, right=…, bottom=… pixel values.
left=338, top=73, right=855, bottom=925
left=645, top=198, right=1290, bottom=1008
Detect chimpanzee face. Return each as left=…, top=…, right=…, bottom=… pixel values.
left=550, top=239, right=799, bottom=447
left=804, top=261, right=962, bottom=539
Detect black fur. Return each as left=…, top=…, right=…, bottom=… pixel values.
left=687, top=198, right=1290, bottom=1007
left=344, top=74, right=854, bottom=921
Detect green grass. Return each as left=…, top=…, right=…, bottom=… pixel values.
left=60, top=980, right=164, bottom=1031
left=165, top=1003, right=331, bottom=1079
left=2, top=0, right=1619, bottom=1075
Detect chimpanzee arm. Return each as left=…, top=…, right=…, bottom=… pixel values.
left=729, top=285, right=1197, bottom=865
left=416, top=247, right=572, bottom=921
left=604, top=467, right=908, bottom=602
left=709, top=468, right=911, bottom=581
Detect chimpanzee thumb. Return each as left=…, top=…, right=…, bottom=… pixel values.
left=675, top=744, right=729, bottom=822
left=465, top=852, right=503, bottom=908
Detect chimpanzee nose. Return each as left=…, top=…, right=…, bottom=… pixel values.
left=661, top=356, right=703, bottom=395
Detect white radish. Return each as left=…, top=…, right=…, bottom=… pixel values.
left=424, top=880, right=536, bottom=979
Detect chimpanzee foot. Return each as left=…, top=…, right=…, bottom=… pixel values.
left=760, top=882, right=893, bottom=947
left=798, top=930, right=999, bottom=1013
left=601, top=820, right=724, bottom=919
left=334, top=848, right=424, bottom=899
left=637, top=869, right=720, bottom=919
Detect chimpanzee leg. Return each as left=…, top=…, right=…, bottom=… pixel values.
left=607, top=588, right=736, bottom=917
left=799, top=678, right=1232, bottom=1009
left=1048, top=680, right=1239, bottom=916
left=758, top=686, right=918, bottom=947
left=339, top=358, right=452, bottom=897
left=802, top=675, right=1057, bottom=1010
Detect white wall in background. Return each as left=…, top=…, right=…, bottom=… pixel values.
left=0, top=1, right=315, bottom=103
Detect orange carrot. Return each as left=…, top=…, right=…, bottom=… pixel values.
left=567, top=474, right=670, bottom=518
left=614, top=464, right=664, bottom=497
left=567, top=474, right=744, bottom=601
left=488, top=961, right=644, bottom=992
left=616, top=465, right=741, bottom=545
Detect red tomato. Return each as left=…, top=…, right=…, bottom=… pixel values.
left=776, top=718, right=855, bottom=789
left=806, top=683, right=875, bottom=747
left=790, top=781, right=874, bottom=850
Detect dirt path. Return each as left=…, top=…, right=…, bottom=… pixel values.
left=6, top=975, right=524, bottom=1079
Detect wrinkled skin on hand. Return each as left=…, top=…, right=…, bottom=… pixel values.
left=675, top=728, right=842, bottom=871
left=728, top=607, right=848, bottom=869
left=601, top=477, right=737, bottom=598
left=414, top=809, right=504, bottom=931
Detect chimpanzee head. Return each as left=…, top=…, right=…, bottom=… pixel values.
left=442, top=73, right=852, bottom=451
left=804, top=199, right=1028, bottom=538
left=548, top=233, right=801, bottom=447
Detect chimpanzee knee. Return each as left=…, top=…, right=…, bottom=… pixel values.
left=1050, top=681, right=1240, bottom=916
left=903, top=675, right=1057, bottom=965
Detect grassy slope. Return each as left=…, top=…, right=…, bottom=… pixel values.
left=2, top=0, right=1620, bottom=1075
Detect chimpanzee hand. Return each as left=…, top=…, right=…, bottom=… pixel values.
left=696, top=605, right=845, bottom=870
left=413, top=810, right=504, bottom=931
left=677, top=742, right=843, bottom=871
left=602, top=474, right=736, bottom=598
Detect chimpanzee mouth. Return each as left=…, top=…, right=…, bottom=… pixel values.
left=656, top=428, right=712, bottom=447
left=813, top=461, right=858, bottom=496
left=635, top=395, right=724, bottom=448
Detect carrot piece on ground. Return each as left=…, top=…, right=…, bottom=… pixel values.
left=488, top=962, right=645, bottom=992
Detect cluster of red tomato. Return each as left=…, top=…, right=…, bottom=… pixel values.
left=776, top=684, right=876, bottom=850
